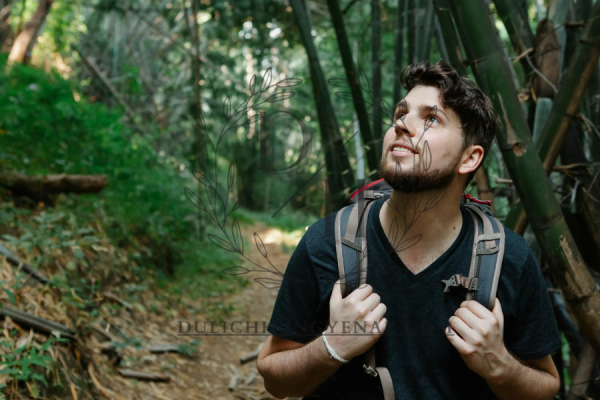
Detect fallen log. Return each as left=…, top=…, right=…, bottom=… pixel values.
left=0, top=169, right=107, bottom=204
left=117, top=369, right=170, bottom=383
left=0, top=242, right=51, bottom=285
left=0, top=305, right=76, bottom=341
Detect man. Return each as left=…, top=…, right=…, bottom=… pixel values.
left=257, top=61, right=562, bottom=399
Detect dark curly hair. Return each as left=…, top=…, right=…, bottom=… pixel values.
left=398, top=60, right=498, bottom=188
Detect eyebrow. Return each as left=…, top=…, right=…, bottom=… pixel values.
left=395, top=102, right=450, bottom=121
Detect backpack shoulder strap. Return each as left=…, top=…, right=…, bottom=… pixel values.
left=464, top=203, right=506, bottom=310
left=334, top=194, right=396, bottom=400
left=334, top=198, right=375, bottom=298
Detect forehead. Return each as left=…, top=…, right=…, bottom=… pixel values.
left=400, top=85, right=459, bottom=123
left=404, top=85, right=444, bottom=108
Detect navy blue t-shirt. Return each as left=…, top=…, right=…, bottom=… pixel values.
left=266, top=196, right=562, bottom=399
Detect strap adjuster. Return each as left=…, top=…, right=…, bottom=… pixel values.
left=363, top=364, right=378, bottom=377
left=442, top=274, right=478, bottom=293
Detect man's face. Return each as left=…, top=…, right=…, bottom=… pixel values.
left=380, top=85, right=467, bottom=193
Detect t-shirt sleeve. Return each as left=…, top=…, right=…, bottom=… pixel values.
left=267, top=232, right=324, bottom=344
left=504, top=250, right=563, bottom=360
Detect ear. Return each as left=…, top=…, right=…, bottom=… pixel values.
left=458, top=145, right=484, bottom=176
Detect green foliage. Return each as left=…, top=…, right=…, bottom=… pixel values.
left=0, top=56, right=244, bottom=296
left=0, top=336, right=67, bottom=390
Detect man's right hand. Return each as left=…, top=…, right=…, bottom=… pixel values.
left=324, top=280, right=388, bottom=361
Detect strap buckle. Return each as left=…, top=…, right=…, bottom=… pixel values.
left=363, top=364, right=378, bottom=377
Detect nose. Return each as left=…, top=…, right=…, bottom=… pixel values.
left=394, top=113, right=417, bottom=139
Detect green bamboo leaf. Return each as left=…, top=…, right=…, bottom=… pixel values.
left=4, top=289, right=15, bottom=306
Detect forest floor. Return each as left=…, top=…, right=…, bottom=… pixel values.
left=1, top=218, right=302, bottom=400
left=78, top=220, right=301, bottom=400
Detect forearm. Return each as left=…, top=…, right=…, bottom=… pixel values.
left=259, top=335, right=344, bottom=398
left=486, top=355, right=559, bottom=400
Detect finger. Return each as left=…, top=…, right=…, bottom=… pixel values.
left=372, top=317, right=387, bottom=335
left=455, top=307, right=481, bottom=330
left=445, top=325, right=471, bottom=353
left=347, top=282, right=373, bottom=301
left=460, top=300, right=492, bottom=320
left=449, top=315, right=479, bottom=344
left=366, top=302, right=387, bottom=323
left=362, top=292, right=381, bottom=312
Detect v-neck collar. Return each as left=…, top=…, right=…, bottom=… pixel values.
left=371, top=195, right=470, bottom=285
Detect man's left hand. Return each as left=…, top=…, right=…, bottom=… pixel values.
left=445, top=298, right=514, bottom=382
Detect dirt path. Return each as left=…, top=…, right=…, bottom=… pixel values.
left=186, top=221, right=301, bottom=399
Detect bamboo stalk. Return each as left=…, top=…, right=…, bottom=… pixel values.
left=448, top=0, right=600, bottom=355
left=432, top=0, right=467, bottom=76
left=325, top=0, right=380, bottom=173
left=289, top=0, right=355, bottom=209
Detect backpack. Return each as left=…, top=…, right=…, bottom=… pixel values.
left=334, top=179, right=506, bottom=400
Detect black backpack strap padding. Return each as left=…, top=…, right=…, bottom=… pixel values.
left=335, top=200, right=375, bottom=298
left=335, top=197, right=396, bottom=400
left=464, top=204, right=506, bottom=311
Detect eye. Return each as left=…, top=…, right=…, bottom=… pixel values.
left=427, top=115, right=440, bottom=125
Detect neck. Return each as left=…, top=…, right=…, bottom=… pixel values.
left=379, top=185, right=464, bottom=261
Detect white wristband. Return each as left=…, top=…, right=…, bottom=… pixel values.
left=321, top=331, right=349, bottom=364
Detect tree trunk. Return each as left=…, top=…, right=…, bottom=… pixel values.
left=0, top=1, right=12, bottom=48
left=503, top=1, right=600, bottom=239
left=566, top=341, right=597, bottom=400
left=475, top=167, right=495, bottom=214
left=290, top=0, right=355, bottom=210
left=407, top=0, right=416, bottom=64
left=448, top=0, right=600, bottom=356
left=414, top=0, right=434, bottom=62
left=433, top=0, right=467, bottom=76
left=8, top=0, right=53, bottom=64
left=190, top=0, right=205, bottom=241
left=372, top=0, right=383, bottom=155
left=493, top=0, right=535, bottom=78
left=326, top=0, right=380, bottom=176
left=393, top=0, right=406, bottom=106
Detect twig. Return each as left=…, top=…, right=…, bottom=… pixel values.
left=102, top=292, right=133, bottom=310
left=0, top=242, right=51, bottom=285
left=0, top=305, right=76, bottom=341
left=88, top=364, right=126, bottom=400
left=118, top=369, right=170, bottom=382
left=228, top=364, right=242, bottom=391
left=240, top=342, right=264, bottom=364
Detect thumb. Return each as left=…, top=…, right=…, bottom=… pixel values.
left=330, top=279, right=342, bottom=304
left=492, top=297, right=503, bottom=324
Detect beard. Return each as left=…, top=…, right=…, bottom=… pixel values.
left=379, top=150, right=462, bottom=193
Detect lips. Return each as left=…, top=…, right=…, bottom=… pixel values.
left=389, top=142, right=417, bottom=156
